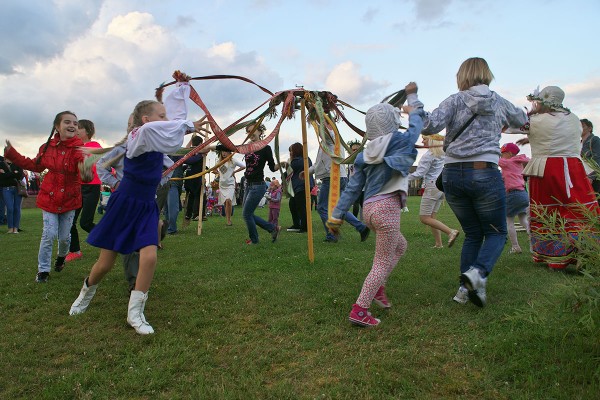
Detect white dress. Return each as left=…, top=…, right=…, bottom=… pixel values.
left=218, top=157, right=245, bottom=205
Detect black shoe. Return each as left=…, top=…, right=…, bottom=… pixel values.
left=160, top=220, right=169, bottom=241
left=323, top=237, right=338, bottom=243
left=36, top=272, right=49, bottom=283
left=54, top=263, right=65, bottom=272
left=271, top=226, right=281, bottom=243
left=360, top=227, right=370, bottom=242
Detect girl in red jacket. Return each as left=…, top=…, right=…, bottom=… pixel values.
left=4, top=111, right=85, bottom=282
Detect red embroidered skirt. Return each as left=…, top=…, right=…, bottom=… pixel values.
left=529, top=157, right=599, bottom=268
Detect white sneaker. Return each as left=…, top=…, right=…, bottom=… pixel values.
left=461, top=267, right=487, bottom=307
left=452, top=286, right=469, bottom=304
left=509, top=246, right=522, bottom=254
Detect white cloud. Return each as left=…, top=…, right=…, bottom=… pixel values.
left=0, top=0, right=103, bottom=75
left=0, top=11, right=284, bottom=157
left=207, top=42, right=237, bottom=63
left=324, top=61, right=389, bottom=103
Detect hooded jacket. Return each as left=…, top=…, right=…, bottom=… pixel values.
left=422, top=85, right=527, bottom=163
left=331, top=109, right=424, bottom=220
left=6, top=134, right=85, bottom=213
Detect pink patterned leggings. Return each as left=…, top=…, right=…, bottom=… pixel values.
left=356, top=195, right=407, bottom=308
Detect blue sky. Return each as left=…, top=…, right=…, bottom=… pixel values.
left=1, top=0, right=598, bottom=171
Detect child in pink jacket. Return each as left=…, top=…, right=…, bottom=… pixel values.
left=499, top=143, right=530, bottom=254
left=267, top=180, right=282, bottom=227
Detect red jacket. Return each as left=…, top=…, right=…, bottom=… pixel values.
left=6, top=134, right=85, bottom=213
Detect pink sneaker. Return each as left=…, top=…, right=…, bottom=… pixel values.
left=65, top=251, right=82, bottom=262
left=373, top=286, right=391, bottom=308
left=348, top=304, right=380, bottom=327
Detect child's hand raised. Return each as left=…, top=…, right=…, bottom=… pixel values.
left=405, top=82, right=418, bottom=94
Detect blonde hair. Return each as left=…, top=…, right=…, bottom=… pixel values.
left=429, top=138, right=445, bottom=158
left=456, top=57, right=494, bottom=91
left=132, top=100, right=161, bottom=128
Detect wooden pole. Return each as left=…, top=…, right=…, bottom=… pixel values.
left=197, top=152, right=207, bottom=235
left=300, top=98, right=314, bottom=263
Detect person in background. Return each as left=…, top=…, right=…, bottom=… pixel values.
left=281, top=142, right=313, bottom=233
left=304, top=123, right=369, bottom=243
left=5, top=111, right=87, bottom=282
left=310, top=184, right=318, bottom=210
left=408, top=134, right=460, bottom=249
left=580, top=119, right=600, bottom=205
left=421, top=57, right=528, bottom=307
left=347, top=140, right=364, bottom=218
left=215, top=149, right=245, bottom=226
left=0, top=155, right=25, bottom=234
left=266, top=179, right=282, bottom=227
left=165, top=155, right=184, bottom=234
left=240, top=123, right=282, bottom=244
left=66, top=119, right=102, bottom=262
left=183, top=135, right=205, bottom=222
left=97, top=185, right=111, bottom=215
left=498, top=143, right=530, bottom=254
left=0, top=162, right=6, bottom=226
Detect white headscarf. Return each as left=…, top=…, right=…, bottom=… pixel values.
left=364, top=103, right=401, bottom=164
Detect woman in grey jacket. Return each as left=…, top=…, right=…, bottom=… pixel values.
left=422, top=57, right=527, bottom=307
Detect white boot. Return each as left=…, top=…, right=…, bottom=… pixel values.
left=69, top=278, right=98, bottom=315
left=127, top=290, right=154, bottom=335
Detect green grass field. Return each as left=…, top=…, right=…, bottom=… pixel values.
left=0, top=197, right=598, bottom=399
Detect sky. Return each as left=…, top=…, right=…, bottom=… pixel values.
left=1, top=0, right=599, bottom=178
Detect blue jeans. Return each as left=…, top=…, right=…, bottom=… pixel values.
left=318, top=177, right=367, bottom=240
left=442, top=165, right=506, bottom=278
left=165, top=183, right=181, bottom=233
left=0, top=192, right=6, bottom=224
left=243, top=183, right=275, bottom=244
left=39, top=210, right=75, bottom=273
left=2, top=186, right=22, bottom=229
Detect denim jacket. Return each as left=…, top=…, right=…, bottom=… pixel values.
left=332, top=109, right=424, bottom=220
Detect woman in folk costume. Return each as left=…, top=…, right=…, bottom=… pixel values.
left=69, top=81, right=204, bottom=334
left=216, top=149, right=245, bottom=226
left=516, top=86, right=600, bottom=269
left=5, top=111, right=87, bottom=282
left=327, top=82, right=424, bottom=327
left=408, top=134, right=460, bottom=249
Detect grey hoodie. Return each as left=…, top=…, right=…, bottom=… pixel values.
left=422, top=85, right=527, bottom=163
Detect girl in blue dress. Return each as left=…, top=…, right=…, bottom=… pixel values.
left=69, top=83, right=203, bottom=334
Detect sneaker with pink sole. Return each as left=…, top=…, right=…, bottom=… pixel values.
left=348, top=304, right=380, bottom=327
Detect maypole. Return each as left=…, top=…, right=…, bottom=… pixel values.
left=157, top=71, right=405, bottom=260
left=300, top=96, right=314, bottom=263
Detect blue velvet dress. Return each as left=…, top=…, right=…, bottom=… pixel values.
left=87, top=151, right=163, bottom=253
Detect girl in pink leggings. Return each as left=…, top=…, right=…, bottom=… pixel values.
left=327, top=82, right=425, bottom=327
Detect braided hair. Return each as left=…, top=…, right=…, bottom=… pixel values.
left=37, top=111, right=77, bottom=164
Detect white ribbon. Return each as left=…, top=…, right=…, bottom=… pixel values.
left=563, top=157, right=573, bottom=198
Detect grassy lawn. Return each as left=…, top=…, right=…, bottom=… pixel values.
left=0, top=197, right=598, bottom=399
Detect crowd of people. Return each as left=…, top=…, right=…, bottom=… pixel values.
left=4, top=57, right=600, bottom=333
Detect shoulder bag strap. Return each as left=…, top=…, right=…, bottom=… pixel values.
left=443, top=113, right=477, bottom=151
